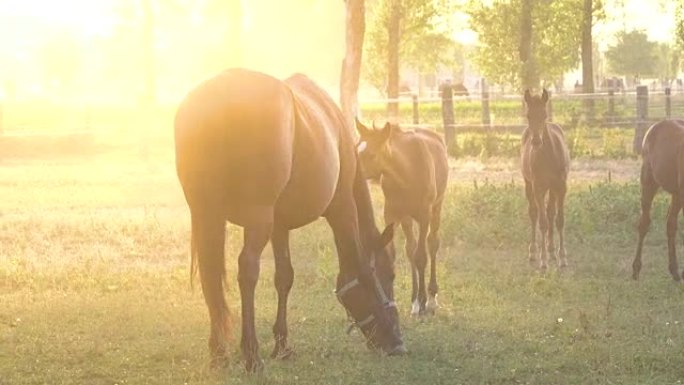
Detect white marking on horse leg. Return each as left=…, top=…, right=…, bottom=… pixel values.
left=426, top=295, right=438, bottom=313
left=410, top=299, right=420, bottom=316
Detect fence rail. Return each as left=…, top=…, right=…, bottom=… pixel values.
left=359, top=85, right=681, bottom=153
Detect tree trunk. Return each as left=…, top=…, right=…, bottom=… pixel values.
left=387, top=0, right=401, bottom=120
left=581, top=0, right=595, bottom=120
left=519, top=0, right=538, bottom=91
left=340, top=0, right=365, bottom=128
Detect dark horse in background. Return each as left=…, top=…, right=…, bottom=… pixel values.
left=521, top=89, right=570, bottom=270
left=355, top=119, right=448, bottom=316
left=633, top=119, right=684, bottom=281
left=175, top=69, right=405, bottom=372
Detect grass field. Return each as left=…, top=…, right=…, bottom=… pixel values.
left=2, top=133, right=684, bottom=385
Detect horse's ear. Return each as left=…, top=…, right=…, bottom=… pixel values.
left=355, top=117, right=370, bottom=138
left=379, top=224, right=395, bottom=248
left=524, top=89, right=532, bottom=104
left=380, top=122, right=393, bottom=142
left=541, top=89, right=549, bottom=103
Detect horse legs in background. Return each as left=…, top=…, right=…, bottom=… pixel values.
left=193, top=211, right=230, bottom=368
left=556, top=184, right=568, bottom=267
left=633, top=165, right=658, bottom=280
left=534, top=184, right=550, bottom=270
left=525, top=181, right=538, bottom=265
left=546, top=191, right=558, bottom=266
left=238, top=222, right=273, bottom=372
left=271, top=227, right=295, bottom=359
left=666, top=195, right=682, bottom=281
left=400, top=219, right=419, bottom=316
left=426, top=200, right=443, bottom=314
left=413, top=215, right=430, bottom=315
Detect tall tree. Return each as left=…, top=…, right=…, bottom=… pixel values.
left=468, top=0, right=582, bottom=91
left=519, top=0, right=538, bottom=90
left=605, top=30, right=661, bottom=78
left=340, top=0, right=366, bottom=127
left=387, top=0, right=401, bottom=118
left=363, top=0, right=454, bottom=99
left=581, top=0, right=603, bottom=119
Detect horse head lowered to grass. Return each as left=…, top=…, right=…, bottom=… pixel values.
left=174, top=69, right=405, bottom=372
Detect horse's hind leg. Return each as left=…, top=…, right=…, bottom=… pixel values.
left=414, top=215, right=431, bottom=315
left=400, top=219, right=419, bottom=315
left=556, top=184, right=568, bottom=267
left=271, top=227, right=295, bottom=359
left=525, top=181, right=538, bottom=264
left=238, top=221, right=273, bottom=372
left=633, top=164, right=657, bottom=280
left=192, top=210, right=230, bottom=367
left=426, top=200, right=443, bottom=313
left=666, top=195, right=681, bottom=281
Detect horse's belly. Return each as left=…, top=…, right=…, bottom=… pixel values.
left=274, top=149, right=341, bottom=229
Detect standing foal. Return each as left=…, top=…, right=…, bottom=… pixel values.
left=356, top=119, right=448, bottom=315
left=521, top=89, right=570, bottom=269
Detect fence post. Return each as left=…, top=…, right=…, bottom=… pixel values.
left=412, top=94, right=419, bottom=125
left=546, top=89, right=553, bottom=122
left=633, top=85, right=649, bottom=154
left=608, top=89, right=615, bottom=126
left=441, top=82, right=455, bottom=145
left=665, top=87, right=672, bottom=119
left=481, top=78, right=490, bottom=127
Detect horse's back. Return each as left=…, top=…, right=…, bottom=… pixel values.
left=642, top=119, right=684, bottom=193
left=175, top=69, right=344, bottom=228
left=414, top=129, right=449, bottom=198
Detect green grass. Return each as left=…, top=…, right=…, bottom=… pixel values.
left=2, top=137, right=684, bottom=384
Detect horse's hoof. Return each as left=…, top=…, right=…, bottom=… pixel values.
left=410, top=300, right=420, bottom=316
left=245, top=357, right=264, bottom=373
left=387, top=343, right=408, bottom=356
left=271, top=346, right=295, bottom=360
left=209, top=355, right=229, bottom=370
left=426, top=296, right=439, bottom=314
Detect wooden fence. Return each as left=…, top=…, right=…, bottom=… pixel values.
left=360, top=84, right=683, bottom=153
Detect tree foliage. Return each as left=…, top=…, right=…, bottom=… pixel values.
left=362, top=0, right=457, bottom=95
left=467, top=0, right=583, bottom=90
left=605, top=30, right=664, bottom=78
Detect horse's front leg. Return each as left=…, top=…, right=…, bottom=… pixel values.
left=426, top=200, right=443, bottom=314
left=524, top=181, right=538, bottom=264
left=238, top=222, right=272, bottom=372
left=271, top=227, right=295, bottom=359
left=533, top=185, right=549, bottom=270
left=399, top=219, right=419, bottom=315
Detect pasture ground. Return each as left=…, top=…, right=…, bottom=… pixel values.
left=1, top=133, right=684, bottom=385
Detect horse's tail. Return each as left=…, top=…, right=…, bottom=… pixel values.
left=190, top=218, right=199, bottom=288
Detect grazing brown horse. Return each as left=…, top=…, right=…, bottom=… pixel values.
left=521, top=89, right=570, bottom=269
left=355, top=120, right=448, bottom=315
left=175, top=69, right=405, bottom=372
left=633, top=119, right=684, bottom=281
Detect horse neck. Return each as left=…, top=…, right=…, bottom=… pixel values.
left=379, top=134, right=415, bottom=190
left=353, top=160, right=381, bottom=249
